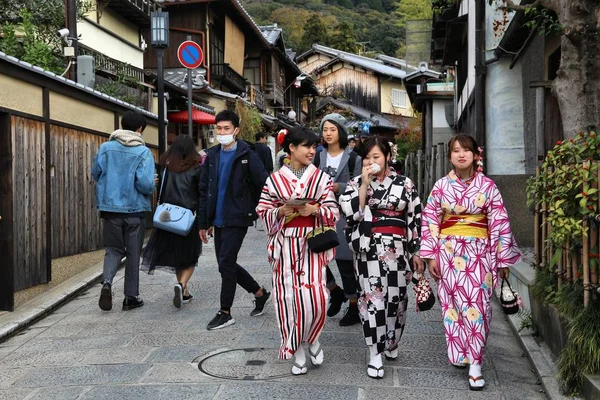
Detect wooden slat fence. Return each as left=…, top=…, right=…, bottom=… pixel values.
left=12, top=116, right=47, bottom=290
left=404, top=143, right=451, bottom=200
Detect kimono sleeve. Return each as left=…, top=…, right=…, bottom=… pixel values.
left=255, top=176, right=282, bottom=236
left=420, top=180, right=444, bottom=259
left=487, top=183, right=521, bottom=269
left=317, top=176, right=339, bottom=225
left=404, top=177, right=422, bottom=257
left=339, top=178, right=373, bottom=253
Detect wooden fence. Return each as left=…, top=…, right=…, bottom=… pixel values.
left=534, top=163, right=600, bottom=307
left=404, top=143, right=451, bottom=200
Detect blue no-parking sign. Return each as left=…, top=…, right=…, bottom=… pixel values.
left=177, top=40, right=204, bottom=69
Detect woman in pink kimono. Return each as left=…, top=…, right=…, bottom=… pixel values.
left=420, top=134, right=521, bottom=391
left=256, top=127, right=339, bottom=376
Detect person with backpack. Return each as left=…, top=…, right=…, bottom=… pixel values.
left=314, top=113, right=363, bottom=326
left=254, top=132, right=274, bottom=173
left=140, top=134, right=202, bottom=308
left=199, top=110, right=271, bottom=330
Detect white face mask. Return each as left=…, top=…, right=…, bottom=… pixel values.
left=217, top=134, right=235, bottom=146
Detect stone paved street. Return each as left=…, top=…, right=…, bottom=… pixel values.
left=0, top=227, right=548, bottom=399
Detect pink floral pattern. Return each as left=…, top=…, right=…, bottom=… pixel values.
left=420, top=171, right=521, bottom=365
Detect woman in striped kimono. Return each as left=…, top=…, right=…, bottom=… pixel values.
left=339, top=137, right=424, bottom=379
left=420, top=134, right=521, bottom=391
left=256, top=126, right=339, bottom=375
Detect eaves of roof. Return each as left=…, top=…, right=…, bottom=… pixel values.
left=0, top=51, right=159, bottom=120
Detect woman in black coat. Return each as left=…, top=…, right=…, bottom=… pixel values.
left=141, top=134, right=203, bottom=308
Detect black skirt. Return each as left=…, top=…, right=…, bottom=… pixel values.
left=141, top=221, right=202, bottom=274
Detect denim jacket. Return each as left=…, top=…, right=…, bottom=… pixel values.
left=92, top=134, right=155, bottom=213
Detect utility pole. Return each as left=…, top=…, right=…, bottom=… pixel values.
left=65, top=0, right=78, bottom=80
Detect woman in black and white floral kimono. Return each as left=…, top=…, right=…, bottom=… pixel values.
left=339, top=137, right=424, bottom=379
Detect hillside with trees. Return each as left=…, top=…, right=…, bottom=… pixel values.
left=241, top=0, right=431, bottom=57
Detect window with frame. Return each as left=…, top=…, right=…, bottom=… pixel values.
left=391, top=89, right=407, bottom=108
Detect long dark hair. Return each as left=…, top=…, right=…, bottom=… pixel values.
left=160, top=134, right=202, bottom=172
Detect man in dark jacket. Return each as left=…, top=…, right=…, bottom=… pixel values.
left=92, top=110, right=155, bottom=312
left=254, top=132, right=273, bottom=173
left=199, top=110, right=271, bottom=330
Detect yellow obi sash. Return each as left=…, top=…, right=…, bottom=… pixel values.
left=440, top=214, right=488, bottom=238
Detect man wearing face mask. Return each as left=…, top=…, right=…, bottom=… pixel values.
left=199, top=110, right=271, bottom=330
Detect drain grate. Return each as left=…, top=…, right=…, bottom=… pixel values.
left=197, top=347, right=290, bottom=381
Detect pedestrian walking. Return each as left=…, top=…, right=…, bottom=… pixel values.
left=199, top=110, right=271, bottom=330
left=141, top=134, right=202, bottom=308
left=314, top=113, right=362, bottom=326
left=92, top=110, right=155, bottom=312
left=254, top=132, right=274, bottom=173
left=339, top=136, right=424, bottom=379
left=419, top=134, right=521, bottom=391
left=256, top=126, right=339, bottom=375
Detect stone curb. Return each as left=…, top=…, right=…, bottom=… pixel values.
left=504, top=311, right=578, bottom=400
left=0, top=255, right=128, bottom=343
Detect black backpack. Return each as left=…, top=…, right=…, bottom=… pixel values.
left=314, top=150, right=359, bottom=179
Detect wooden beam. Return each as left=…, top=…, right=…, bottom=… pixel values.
left=0, top=113, right=14, bottom=311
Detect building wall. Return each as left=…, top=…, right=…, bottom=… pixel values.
left=380, top=80, right=414, bottom=117
left=0, top=76, right=43, bottom=117
left=297, top=54, right=334, bottom=75
left=316, top=64, right=380, bottom=111
left=432, top=99, right=454, bottom=146
left=77, top=12, right=144, bottom=69
left=50, top=92, right=115, bottom=134
left=457, top=0, right=476, bottom=120
left=485, top=59, right=526, bottom=175
left=224, top=16, right=245, bottom=76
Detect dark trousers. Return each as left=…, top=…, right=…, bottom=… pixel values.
left=326, top=259, right=359, bottom=299
left=214, top=226, right=261, bottom=311
left=102, top=217, right=145, bottom=297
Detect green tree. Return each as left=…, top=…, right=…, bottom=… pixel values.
left=300, top=14, right=330, bottom=52
left=331, top=22, right=359, bottom=53
left=368, top=23, right=404, bottom=55
left=392, top=0, right=433, bottom=28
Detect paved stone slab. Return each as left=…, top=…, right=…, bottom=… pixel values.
left=0, top=387, right=32, bottom=400
left=394, top=367, right=499, bottom=391
left=15, top=364, right=151, bottom=387
left=80, top=384, right=221, bottom=399
left=0, top=367, right=30, bottom=389
left=27, top=386, right=87, bottom=400
left=0, top=349, right=85, bottom=368
left=144, top=345, right=224, bottom=363
left=141, top=362, right=215, bottom=384
left=357, top=386, right=504, bottom=400
left=80, top=346, right=155, bottom=365
left=217, top=383, right=358, bottom=400
left=16, top=333, right=132, bottom=353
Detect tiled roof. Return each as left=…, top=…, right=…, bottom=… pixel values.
left=318, top=97, right=406, bottom=130
left=375, top=54, right=419, bottom=71
left=258, top=24, right=282, bottom=45
left=301, top=44, right=408, bottom=80
left=162, top=67, right=209, bottom=91
left=0, top=51, right=159, bottom=120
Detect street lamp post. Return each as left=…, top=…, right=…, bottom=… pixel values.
left=151, top=11, right=169, bottom=154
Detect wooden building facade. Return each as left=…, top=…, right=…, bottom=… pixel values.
left=0, top=53, right=160, bottom=311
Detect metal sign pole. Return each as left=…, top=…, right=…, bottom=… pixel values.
left=187, top=35, right=193, bottom=137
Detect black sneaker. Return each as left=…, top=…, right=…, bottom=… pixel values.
left=182, top=292, right=194, bottom=304
left=250, top=290, right=271, bottom=317
left=327, top=286, right=347, bottom=317
left=98, top=283, right=112, bottom=311
left=339, top=304, right=361, bottom=326
left=207, top=311, right=235, bottom=330
left=173, top=283, right=183, bottom=309
left=122, top=296, right=144, bottom=311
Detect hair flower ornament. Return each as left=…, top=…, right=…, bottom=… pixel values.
left=476, top=146, right=484, bottom=173
left=277, top=129, right=288, bottom=146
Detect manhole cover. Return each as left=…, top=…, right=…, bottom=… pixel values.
left=197, top=347, right=290, bottom=381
